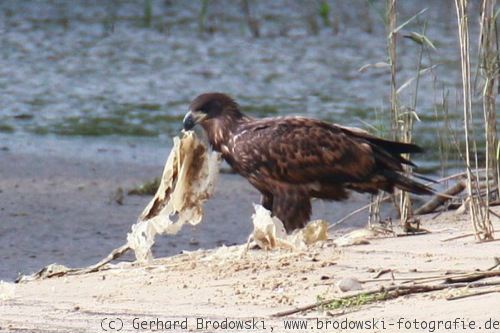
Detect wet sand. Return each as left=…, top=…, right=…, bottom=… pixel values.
left=0, top=144, right=251, bottom=281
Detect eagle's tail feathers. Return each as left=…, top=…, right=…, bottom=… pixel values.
left=412, top=173, right=438, bottom=184
left=384, top=170, right=434, bottom=195
left=365, top=137, right=424, bottom=155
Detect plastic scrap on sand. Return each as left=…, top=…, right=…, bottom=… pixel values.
left=181, top=205, right=329, bottom=265
left=333, top=228, right=384, bottom=247
left=0, top=281, right=16, bottom=301
left=127, top=131, right=220, bottom=262
left=250, top=204, right=328, bottom=250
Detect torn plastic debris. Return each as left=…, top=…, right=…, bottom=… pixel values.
left=127, top=131, right=220, bottom=262
left=0, top=281, right=16, bottom=300
left=332, top=228, right=384, bottom=247
left=250, top=204, right=328, bottom=250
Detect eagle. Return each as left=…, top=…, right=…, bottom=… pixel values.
left=183, top=92, right=432, bottom=233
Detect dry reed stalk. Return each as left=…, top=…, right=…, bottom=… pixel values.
left=387, top=0, right=398, bottom=140
left=374, top=0, right=399, bottom=227
left=479, top=0, right=498, bottom=236
left=434, top=86, right=451, bottom=179
left=367, top=193, right=382, bottom=228
left=367, top=0, right=400, bottom=227
left=198, top=0, right=209, bottom=34
left=455, top=0, right=494, bottom=240
left=401, top=21, right=436, bottom=224
left=241, top=0, right=260, bottom=38
left=386, top=0, right=413, bottom=227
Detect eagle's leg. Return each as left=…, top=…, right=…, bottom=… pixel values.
left=272, top=190, right=311, bottom=233
left=260, top=192, right=274, bottom=211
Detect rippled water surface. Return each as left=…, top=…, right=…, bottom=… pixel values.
left=1, top=0, right=490, bottom=172
left=1, top=0, right=496, bottom=281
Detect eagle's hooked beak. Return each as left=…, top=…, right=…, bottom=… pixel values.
left=182, top=110, right=206, bottom=131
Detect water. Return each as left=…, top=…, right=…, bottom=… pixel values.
left=1, top=0, right=489, bottom=172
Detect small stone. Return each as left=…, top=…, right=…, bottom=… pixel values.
left=336, top=277, right=363, bottom=292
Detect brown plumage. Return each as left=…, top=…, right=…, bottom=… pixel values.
left=183, top=92, right=433, bottom=233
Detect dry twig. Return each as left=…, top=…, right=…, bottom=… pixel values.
left=441, top=229, right=500, bottom=242
left=272, top=275, right=500, bottom=317
left=446, top=288, right=500, bottom=301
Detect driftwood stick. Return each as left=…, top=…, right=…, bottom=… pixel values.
left=75, top=243, right=131, bottom=275
left=319, top=270, right=500, bottom=287
left=373, top=269, right=392, bottom=279
left=271, top=285, right=442, bottom=318
left=446, top=288, right=500, bottom=301
left=328, top=195, right=391, bottom=230
left=414, top=270, right=500, bottom=285
left=435, top=169, right=490, bottom=183
left=488, top=208, right=500, bottom=219
left=23, top=244, right=132, bottom=281
left=487, top=257, right=500, bottom=271
left=318, top=273, right=458, bottom=285
left=360, top=274, right=450, bottom=284
left=414, top=181, right=466, bottom=215
left=271, top=278, right=500, bottom=317
left=326, top=308, right=362, bottom=317
left=441, top=233, right=475, bottom=242
left=272, top=285, right=450, bottom=317
left=272, top=300, right=332, bottom=318
left=395, top=230, right=430, bottom=237
left=442, top=229, right=500, bottom=242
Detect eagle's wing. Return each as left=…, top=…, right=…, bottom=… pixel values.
left=234, top=118, right=377, bottom=184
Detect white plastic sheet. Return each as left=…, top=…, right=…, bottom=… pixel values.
left=127, top=131, right=220, bottom=262
left=0, top=281, right=16, bottom=300
left=251, top=204, right=328, bottom=250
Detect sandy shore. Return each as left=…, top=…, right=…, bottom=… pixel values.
left=1, top=137, right=499, bottom=332
left=1, top=206, right=499, bottom=332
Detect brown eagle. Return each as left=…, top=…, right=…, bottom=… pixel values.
left=183, top=93, right=432, bottom=233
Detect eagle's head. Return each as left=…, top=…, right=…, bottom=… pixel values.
left=183, top=92, right=241, bottom=131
